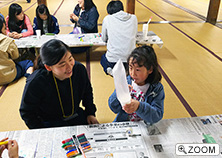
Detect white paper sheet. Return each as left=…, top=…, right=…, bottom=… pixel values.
left=112, top=59, right=131, bottom=107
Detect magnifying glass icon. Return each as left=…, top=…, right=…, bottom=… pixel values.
left=178, top=145, right=187, bottom=154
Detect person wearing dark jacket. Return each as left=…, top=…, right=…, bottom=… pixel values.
left=33, top=4, right=60, bottom=35
left=69, top=0, right=99, bottom=53
left=20, top=39, right=99, bottom=129
left=70, top=0, right=99, bottom=34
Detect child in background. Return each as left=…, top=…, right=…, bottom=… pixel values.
left=108, top=46, right=165, bottom=124
left=0, top=138, right=19, bottom=158
left=0, top=17, right=33, bottom=86
left=33, top=4, right=60, bottom=35
left=100, top=0, right=138, bottom=76
left=6, top=3, right=33, bottom=39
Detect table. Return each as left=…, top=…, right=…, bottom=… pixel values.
left=1, top=114, right=222, bottom=158
left=136, top=31, right=163, bottom=48
left=14, top=32, right=163, bottom=49
left=14, top=33, right=106, bottom=49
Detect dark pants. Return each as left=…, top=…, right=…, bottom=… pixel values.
left=100, top=54, right=128, bottom=75
left=14, top=60, right=33, bottom=81
left=70, top=47, right=90, bottom=54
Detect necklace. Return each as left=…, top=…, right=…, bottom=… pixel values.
left=53, top=74, right=74, bottom=118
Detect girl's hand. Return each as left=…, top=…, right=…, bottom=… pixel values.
left=122, top=99, right=140, bottom=114
left=128, top=84, right=133, bottom=92
left=13, top=33, right=23, bottom=39
left=87, top=115, right=99, bottom=124
left=8, top=140, right=19, bottom=158
left=8, top=32, right=14, bottom=38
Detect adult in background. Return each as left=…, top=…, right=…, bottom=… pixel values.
left=100, top=0, right=138, bottom=76
left=20, top=39, right=99, bottom=129
left=70, top=0, right=99, bottom=34
left=69, top=0, right=99, bottom=53
left=33, top=4, right=60, bottom=35
left=0, top=17, right=33, bottom=86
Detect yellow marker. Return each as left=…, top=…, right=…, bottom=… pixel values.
left=0, top=141, right=8, bottom=145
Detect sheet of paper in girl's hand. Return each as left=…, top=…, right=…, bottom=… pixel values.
left=113, top=59, right=131, bottom=107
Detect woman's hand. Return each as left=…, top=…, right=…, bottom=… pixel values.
left=87, top=115, right=99, bottom=124
left=122, top=99, right=140, bottom=114
left=8, top=140, right=19, bottom=158
left=70, top=13, right=79, bottom=22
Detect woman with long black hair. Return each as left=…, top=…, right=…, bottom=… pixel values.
left=70, top=0, right=99, bottom=34
left=20, top=39, right=99, bottom=129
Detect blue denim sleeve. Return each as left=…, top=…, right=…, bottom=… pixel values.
left=78, top=7, right=99, bottom=31
left=108, top=90, right=123, bottom=114
left=136, top=83, right=165, bottom=124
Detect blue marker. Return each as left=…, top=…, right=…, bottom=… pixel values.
left=66, top=148, right=77, bottom=154
left=78, top=35, right=85, bottom=39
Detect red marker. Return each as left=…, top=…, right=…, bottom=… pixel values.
left=62, top=138, right=72, bottom=144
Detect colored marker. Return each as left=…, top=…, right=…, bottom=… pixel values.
left=62, top=138, right=72, bottom=144
left=62, top=141, right=74, bottom=148
left=64, top=144, right=76, bottom=150
left=82, top=143, right=90, bottom=148
left=78, top=35, right=85, bottom=39
left=66, top=148, right=78, bottom=154
left=0, top=141, right=8, bottom=145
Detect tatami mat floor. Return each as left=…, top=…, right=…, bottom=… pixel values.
left=0, top=0, right=222, bottom=132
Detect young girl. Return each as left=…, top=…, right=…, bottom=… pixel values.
left=33, top=4, right=60, bottom=35
left=108, top=45, right=165, bottom=124
left=20, top=39, right=99, bottom=129
left=6, top=3, right=33, bottom=39
left=0, top=17, right=33, bottom=86
left=70, top=0, right=99, bottom=34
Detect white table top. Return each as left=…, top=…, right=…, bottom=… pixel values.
left=136, top=31, right=163, bottom=48
left=14, top=33, right=106, bottom=49
left=14, top=32, right=163, bottom=49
